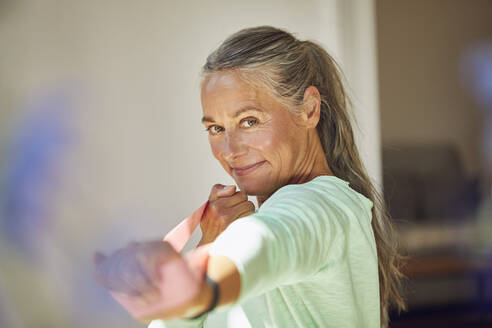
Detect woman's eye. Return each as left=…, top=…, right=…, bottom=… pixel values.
left=206, top=125, right=223, bottom=135
left=241, top=118, right=258, bottom=128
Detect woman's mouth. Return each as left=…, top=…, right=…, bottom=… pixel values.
left=232, top=161, right=266, bottom=176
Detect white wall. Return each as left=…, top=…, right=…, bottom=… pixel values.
left=332, top=0, right=382, bottom=188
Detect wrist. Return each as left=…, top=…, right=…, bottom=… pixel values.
left=185, top=275, right=217, bottom=319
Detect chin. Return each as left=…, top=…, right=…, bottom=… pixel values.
left=235, top=178, right=277, bottom=196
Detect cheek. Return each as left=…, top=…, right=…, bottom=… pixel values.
left=209, top=138, right=234, bottom=173
left=243, top=128, right=285, bottom=161
left=209, top=138, right=223, bottom=159
left=245, top=132, right=274, bottom=151
left=257, top=123, right=301, bottom=170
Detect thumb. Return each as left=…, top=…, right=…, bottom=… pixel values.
left=216, top=185, right=236, bottom=198
left=209, top=184, right=236, bottom=201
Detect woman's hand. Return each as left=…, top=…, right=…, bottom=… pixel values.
left=93, top=240, right=180, bottom=303
left=198, top=184, right=255, bottom=246
left=93, top=241, right=214, bottom=322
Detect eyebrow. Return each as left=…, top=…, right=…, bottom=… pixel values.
left=201, top=106, right=263, bottom=124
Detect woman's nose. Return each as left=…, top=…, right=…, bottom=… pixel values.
left=223, top=131, right=247, bottom=160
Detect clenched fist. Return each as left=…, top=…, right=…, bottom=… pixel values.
left=93, top=240, right=180, bottom=303
left=198, top=184, right=256, bottom=246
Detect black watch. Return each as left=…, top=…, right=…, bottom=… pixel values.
left=188, top=274, right=219, bottom=320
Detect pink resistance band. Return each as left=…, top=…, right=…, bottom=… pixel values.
left=109, top=201, right=211, bottom=321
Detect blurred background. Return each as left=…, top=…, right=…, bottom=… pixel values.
left=0, top=0, right=490, bottom=327
left=377, top=1, right=492, bottom=327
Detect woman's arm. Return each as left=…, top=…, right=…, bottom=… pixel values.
left=204, top=255, right=241, bottom=307
left=143, top=182, right=249, bottom=326
left=151, top=255, right=242, bottom=320
left=204, top=181, right=360, bottom=305
left=154, top=182, right=343, bottom=327
left=143, top=255, right=241, bottom=328
left=178, top=183, right=249, bottom=314
left=150, top=179, right=373, bottom=325
left=111, top=181, right=354, bottom=326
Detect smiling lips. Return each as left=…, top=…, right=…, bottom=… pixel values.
left=231, top=161, right=266, bottom=176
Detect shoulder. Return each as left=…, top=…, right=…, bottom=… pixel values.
left=213, top=175, right=374, bottom=245
left=260, top=175, right=373, bottom=219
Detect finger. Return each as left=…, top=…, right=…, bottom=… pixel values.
left=120, top=241, right=176, bottom=296
left=94, top=249, right=132, bottom=292
left=99, top=244, right=156, bottom=296
left=209, top=184, right=236, bottom=201
left=109, top=248, right=144, bottom=296
left=232, top=201, right=256, bottom=220
left=94, top=250, right=129, bottom=293
left=132, top=242, right=183, bottom=300
left=119, top=264, right=150, bottom=296
left=213, top=190, right=248, bottom=209
left=208, top=184, right=224, bottom=202
left=138, top=242, right=179, bottom=287
left=215, top=200, right=254, bottom=225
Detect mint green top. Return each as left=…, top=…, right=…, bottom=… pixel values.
left=149, top=176, right=380, bottom=328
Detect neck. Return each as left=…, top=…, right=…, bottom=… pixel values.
left=256, top=130, right=333, bottom=207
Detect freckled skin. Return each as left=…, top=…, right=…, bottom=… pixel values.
left=201, top=70, right=333, bottom=206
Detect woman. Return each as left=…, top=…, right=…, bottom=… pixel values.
left=99, top=26, right=407, bottom=327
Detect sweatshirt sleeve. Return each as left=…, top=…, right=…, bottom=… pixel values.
left=148, top=313, right=208, bottom=328
left=208, top=183, right=348, bottom=304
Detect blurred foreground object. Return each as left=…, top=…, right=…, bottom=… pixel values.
left=93, top=202, right=210, bottom=322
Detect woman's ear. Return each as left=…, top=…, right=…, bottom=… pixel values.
left=299, top=86, right=321, bottom=128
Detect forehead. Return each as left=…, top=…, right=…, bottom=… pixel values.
left=201, top=70, right=257, bottom=102
left=201, top=70, right=284, bottom=117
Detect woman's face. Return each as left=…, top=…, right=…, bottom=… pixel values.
left=201, top=70, right=309, bottom=197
